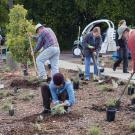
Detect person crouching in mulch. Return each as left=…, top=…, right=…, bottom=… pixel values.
left=40, top=73, right=75, bottom=115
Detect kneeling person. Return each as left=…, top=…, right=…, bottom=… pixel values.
left=41, top=73, right=75, bottom=114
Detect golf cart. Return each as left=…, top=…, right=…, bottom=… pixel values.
left=72, top=19, right=117, bottom=56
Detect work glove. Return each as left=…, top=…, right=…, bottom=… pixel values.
left=88, top=44, right=95, bottom=51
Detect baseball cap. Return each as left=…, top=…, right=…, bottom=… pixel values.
left=118, top=26, right=129, bottom=39
left=35, top=23, right=43, bottom=32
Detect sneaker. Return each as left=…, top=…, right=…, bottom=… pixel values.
left=85, top=78, right=89, bottom=81
left=39, top=109, right=51, bottom=115
left=123, top=71, right=129, bottom=73
left=113, top=65, right=116, bottom=71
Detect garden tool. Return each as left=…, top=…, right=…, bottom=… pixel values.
left=116, top=73, right=134, bottom=105
left=27, top=33, right=38, bottom=76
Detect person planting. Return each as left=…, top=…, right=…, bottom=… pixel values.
left=31, top=23, right=60, bottom=80
left=113, top=22, right=130, bottom=73
left=82, top=27, right=102, bottom=80
left=128, top=29, right=135, bottom=74
left=40, top=73, right=75, bottom=114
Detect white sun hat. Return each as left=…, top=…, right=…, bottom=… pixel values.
left=35, top=23, right=43, bottom=32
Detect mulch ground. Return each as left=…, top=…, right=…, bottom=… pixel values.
left=0, top=66, right=135, bottom=135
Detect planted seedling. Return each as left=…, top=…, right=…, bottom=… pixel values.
left=97, top=84, right=114, bottom=92
left=88, top=126, right=101, bottom=135
left=9, top=104, right=15, bottom=116
left=106, top=98, right=117, bottom=122
left=129, top=121, right=135, bottom=132
left=20, top=92, right=35, bottom=101
left=1, top=101, right=12, bottom=111
left=34, top=122, right=42, bottom=131
left=51, top=104, right=66, bottom=115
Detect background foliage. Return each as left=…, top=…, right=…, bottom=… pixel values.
left=1, top=0, right=135, bottom=50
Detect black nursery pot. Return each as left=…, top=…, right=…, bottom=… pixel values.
left=106, top=108, right=117, bottom=122
left=79, top=73, right=84, bottom=80
left=73, top=82, right=79, bottom=89
left=9, top=109, right=15, bottom=116
left=23, top=69, right=28, bottom=76
left=128, top=87, right=134, bottom=95
left=131, top=98, right=135, bottom=105
left=100, top=68, right=104, bottom=73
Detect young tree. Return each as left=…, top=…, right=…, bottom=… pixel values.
left=6, top=4, right=35, bottom=75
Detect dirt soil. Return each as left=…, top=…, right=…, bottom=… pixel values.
left=0, top=66, right=135, bottom=135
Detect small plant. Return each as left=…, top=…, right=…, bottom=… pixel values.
left=88, top=126, right=101, bottom=135
left=19, top=92, right=35, bottom=101
left=129, top=121, right=135, bottom=132
left=51, top=104, right=66, bottom=115
left=97, top=84, right=113, bottom=92
left=1, top=102, right=12, bottom=111
left=106, top=98, right=117, bottom=108
left=131, top=94, right=135, bottom=100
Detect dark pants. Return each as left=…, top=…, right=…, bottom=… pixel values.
left=41, top=84, right=69, bottom=110
left=113, top=48, right=128, bottom=72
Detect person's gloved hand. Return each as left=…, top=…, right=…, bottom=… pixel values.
left=88, top=44, right=94, bottom=49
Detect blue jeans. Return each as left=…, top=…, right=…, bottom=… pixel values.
left=36, top=47, right=60, bottom=79
left=85, top=53, right=98, bottom=80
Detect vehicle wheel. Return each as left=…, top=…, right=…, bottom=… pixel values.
left=72, top=45, right=82, bottom=57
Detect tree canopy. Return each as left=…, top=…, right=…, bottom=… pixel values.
left=1, top=0, right=135, bottom=49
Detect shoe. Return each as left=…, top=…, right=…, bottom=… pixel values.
left=39, top=109, right=51, bottom=115
left=123, top=71, right=129, bottom=73
left=113, top=65, right=116, bottom=71
left=85, top=78, right=89, bottom=81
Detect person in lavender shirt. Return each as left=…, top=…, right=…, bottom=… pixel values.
left=32, top=23, right=60, bottom=80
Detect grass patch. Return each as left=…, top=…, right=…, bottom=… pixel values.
left=97, top=84, right=114, bottom=92
left=88, top=126, right=101, bottom=135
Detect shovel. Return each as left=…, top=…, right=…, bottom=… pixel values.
left=27, top=34, right=38, bottom=77
left=116, top=73, right=134, bottom=106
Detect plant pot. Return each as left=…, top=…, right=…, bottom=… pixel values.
left=100, top=68, right=104, bottom=73
left=23, top=69, right=28, bottom=76
left=106, top=108, right=116, bottom=122
left=131, top=98, right=135, bottom=105
left=73, top=82, right=79, bottom=89
left=9, top=109, right=15, bottom=116
left=79, top=73, right=84, bottom=80
left=128, top=87, right=134, bottom=95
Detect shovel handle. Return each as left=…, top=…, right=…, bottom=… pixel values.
left=117, top=73, right=134, bottom=102
left=27, top=34, right=38, bottom=76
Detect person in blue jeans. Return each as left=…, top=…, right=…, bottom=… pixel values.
left=32, top=23, right=60, bottom=80
left=82, top=27, right=102, bottom=80
left=40, top=73, right=75, bottom=114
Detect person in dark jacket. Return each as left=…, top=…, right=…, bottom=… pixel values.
left=82, top=27, right=102, bottom=80
left=113, top=26, right=130, bottom=73
left=40, top=73, right=75, bottom=114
